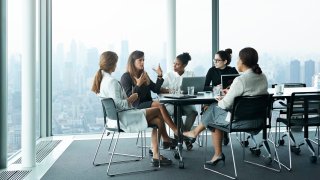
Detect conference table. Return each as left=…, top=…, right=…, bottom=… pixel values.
left=158, top=87, right=319, bottom=168
left=158, top=92, right=216, bottom=169
left=268, top=87, right=319, bottom=97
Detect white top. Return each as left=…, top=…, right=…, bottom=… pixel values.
left=99, top=71, right=148, bottom=132
left=218, top=68, right=268, bottom=110
left=162, top=71, right=194, bottom=90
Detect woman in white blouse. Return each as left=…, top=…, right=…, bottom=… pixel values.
left=161, top=52, right=198, bottom=150
left=183, top=47, right=268, bottom=165
left=92, top=51, right=173, bottom=166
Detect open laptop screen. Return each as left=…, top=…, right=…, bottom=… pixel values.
left=180, top=76, right=206, bottom=94
left=221, top=74, right=239, bottom=89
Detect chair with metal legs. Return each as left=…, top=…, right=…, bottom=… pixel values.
left=135, top=131, right=151, bottom=157
left=195, top=106, right=204, bottom=147
left=204, top=95, right=281, bottom=179
left=92, top=98, right=160, bottom=176
left=275, top=92, right=320, bottom=171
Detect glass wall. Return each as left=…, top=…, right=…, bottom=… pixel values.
left=176, top=0, right=212, bottom=76
left=220, top=0, right=320, bottom=86
left=52, top=0, right=167, bottom=134
left=7, top=0, right=40, bottom=158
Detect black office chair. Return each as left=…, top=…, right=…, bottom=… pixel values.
left=92, top=98, right=160, bottom=176
left=205, top=95, right=281, bottom=179
left=270, top=83, right=307, bottom=146
left=275, top=92, right=320, bottom=171
left=271, top=83, right=306, bottom=111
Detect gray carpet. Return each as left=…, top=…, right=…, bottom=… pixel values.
left=42, top=133, right=320, bottom=180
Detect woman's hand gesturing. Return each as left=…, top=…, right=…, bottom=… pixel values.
left=152, top=63, right=163, bottom=77
left=127, top=93, right=138, bottom=104
left=134, top=72, right=147, bottom=86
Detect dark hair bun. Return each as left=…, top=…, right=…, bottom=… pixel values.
left=181, top=52, right=191, bottom=61
left=225, top=48, right=232, bottom=55
left=177, top=52, right=191, bottom=65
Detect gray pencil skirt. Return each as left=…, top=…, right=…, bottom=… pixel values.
left=202, top=103, right=263, bottom=134
left=201, top=103, right=229, bottom=127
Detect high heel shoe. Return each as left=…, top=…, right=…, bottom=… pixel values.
left=205, top=153, right=225, bottom=166
left=182, top=132, right=197, bottom=143
left=183, top=135, right=196, bottom=143
left=162, top=138, right=177, bottom=149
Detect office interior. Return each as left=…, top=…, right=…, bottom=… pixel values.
left=1, top=0, right=320, bottom=179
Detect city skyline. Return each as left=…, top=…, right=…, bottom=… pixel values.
left=7, top=36, right=320, bottom=157
left=7, top=0, right=320, bottom=158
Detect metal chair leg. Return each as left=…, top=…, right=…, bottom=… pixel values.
left=93, top=123, right=110, bottom=166
left=203, top=131, right=237, bottom=179
left=105, top=132, right=158, bottom=176
left=274, top=129, right=292, bottom=171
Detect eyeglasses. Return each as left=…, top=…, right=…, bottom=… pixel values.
left=213, top=59, right=224, bottom=63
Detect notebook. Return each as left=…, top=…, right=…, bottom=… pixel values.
left=221, top=74, right=239, bottom=89
left=164, top=94, right=197, bottom=99
left=180, top=76, right=206, bottom=94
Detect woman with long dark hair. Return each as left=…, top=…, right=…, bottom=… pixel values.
left=120, top=50, right=178, bottom=148
left=92, top=51, right=173, bottom=166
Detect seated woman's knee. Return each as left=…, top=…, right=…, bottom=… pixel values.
left=154, top=107, right=161, bottom=116
left=155, top=102, right=165, bottom=110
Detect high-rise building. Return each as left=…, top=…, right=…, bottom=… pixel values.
left=120, top=40, right=129, bottom=69
left=304, top=60, right=315, bottom=87
left=290, top=59, right=300, bottom=83
left=8, top=54, right=21, bottom=91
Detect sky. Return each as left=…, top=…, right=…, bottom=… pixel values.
left=8, top=0, right=320, bottom=61
left=220, top=0, right=320, bottom=59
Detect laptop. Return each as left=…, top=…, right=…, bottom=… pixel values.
left=180, top=76, right=206, bottom=94
left=221, top=74, right=240, bottom=89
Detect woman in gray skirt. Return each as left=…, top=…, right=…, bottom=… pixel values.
left=183, top=47, right=268, bottom=165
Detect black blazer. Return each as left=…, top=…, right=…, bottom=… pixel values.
left=204, top=66, right=238, bottom=91
left=120, top=72, right=164, bottom=108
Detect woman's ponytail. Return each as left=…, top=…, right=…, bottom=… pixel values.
left=91, top=69, right=103, bottom=94
left=252, top=64, right=262, bottom=74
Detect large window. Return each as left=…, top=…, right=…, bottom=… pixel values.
left=176, top=0, right=212, bottom=76
left=7, top=0, right=40, bottom=158
left=52, top=0, right=167, bottom=134
left=220, top=0, right=320, bottom=86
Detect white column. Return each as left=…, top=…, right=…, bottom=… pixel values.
left=212, top=0, right=219, bottom=60
left=21, top=0, right=36, bottom=167
left=0, top=0, right=8, bottom=169
left=166, top=0, right=176, bottom=72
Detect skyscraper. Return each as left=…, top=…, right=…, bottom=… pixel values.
left=290, top=59, right=300, bottom=83
left=304, top=60, right=315, bottom=87
left=115, top=40, right=129, bottom=78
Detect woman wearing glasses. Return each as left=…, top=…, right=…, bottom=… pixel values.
left=204, top=48, right=238, bottom=91
left=203, top=49, right=238, bottom=145
left=184, top=47, right=268, bottom=166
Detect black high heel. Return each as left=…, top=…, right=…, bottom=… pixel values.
left=205, top=153, right=225, bottom=166
left=183, top=134, right=196, bottom=143
left=183, top=136, right=196, bottom=143
left=162, top=138, right=177, bottom=149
